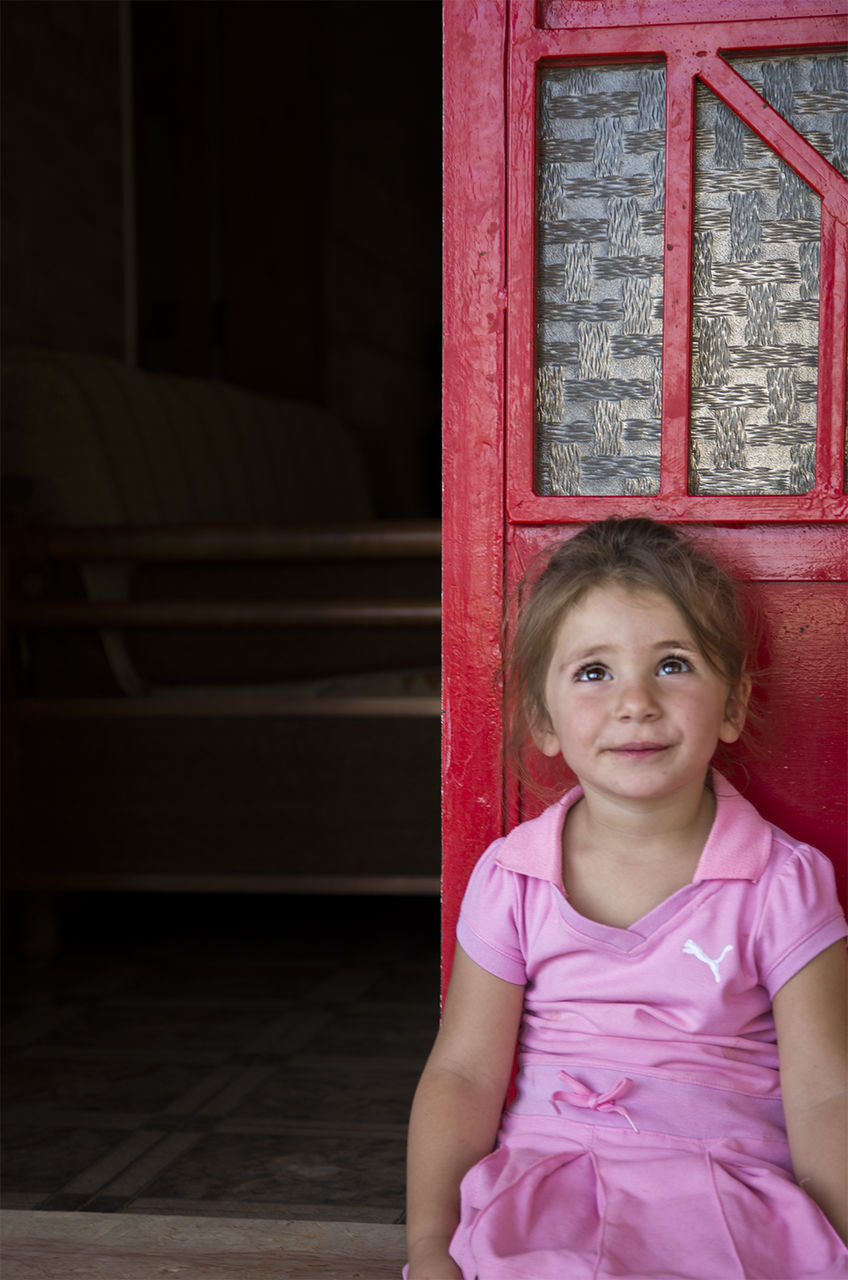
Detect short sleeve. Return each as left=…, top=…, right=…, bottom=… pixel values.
left=456, top=842, right=527, bottom=985
left=755, top=841, right=848, bottom=999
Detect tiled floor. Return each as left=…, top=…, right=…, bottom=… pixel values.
left=2, top=891, right=441, bottom=1225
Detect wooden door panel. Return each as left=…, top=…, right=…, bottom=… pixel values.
left=443, top=0, right=847, bottom=989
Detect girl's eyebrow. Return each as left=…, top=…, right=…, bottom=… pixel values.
left=564, top=645, right=613, bottom=663
left=564, top=638, right=697, bottom=663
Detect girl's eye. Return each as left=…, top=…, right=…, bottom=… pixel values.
left=575, top=663, right=610, bottom=682
left=658, top=655, right=692, bottom=676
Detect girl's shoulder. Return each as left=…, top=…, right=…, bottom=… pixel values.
left=707, top=774, right=838, bottom=893
left=755, top=815, right=840, bottom=892
left=487, top=787, right=581, bottom=884
left=457, top=794, right=580, bottom=985
left=747, top=818, right=847, bottom=998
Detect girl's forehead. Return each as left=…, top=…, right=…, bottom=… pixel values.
left=551, top=582, right=694, bottom=642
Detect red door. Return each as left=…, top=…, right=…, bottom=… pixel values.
left=443, top=0, right=847, bottom=990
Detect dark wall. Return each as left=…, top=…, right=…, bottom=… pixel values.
left=2, top=0, right=442, bottom=517
left=1, top=0, right=127, bottom=358
left=132, top=1, right=322, bottom=396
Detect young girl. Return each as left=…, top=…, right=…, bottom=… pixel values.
left=406, top=517, right=847, bottom=1279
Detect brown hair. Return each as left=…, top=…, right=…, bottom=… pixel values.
left=504, top=517, right=757, bottom=782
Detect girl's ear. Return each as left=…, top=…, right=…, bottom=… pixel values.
left=531, top=711, right=562, bottom=759
left=720, top=673, right=751, bottom=744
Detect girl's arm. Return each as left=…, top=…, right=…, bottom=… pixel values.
left=773, top=938, right=848, bottom=1243
left=406, top=944, right=525, bottom=1280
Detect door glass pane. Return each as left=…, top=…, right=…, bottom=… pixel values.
left=725, top=50, right=848, bottom=497
left=689, top=82, right=821, bottom=495
left=536, top=62, right=665, bottom=496
left=726, top=51, right=848, bottom=179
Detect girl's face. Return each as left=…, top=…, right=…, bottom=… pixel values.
left=537, top=583, right=746, bottom=811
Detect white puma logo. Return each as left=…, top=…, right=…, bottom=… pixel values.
left=682, top=939, right=734, bottom=984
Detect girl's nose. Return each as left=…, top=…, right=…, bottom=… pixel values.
left=615, top=677, right=660, bottom=719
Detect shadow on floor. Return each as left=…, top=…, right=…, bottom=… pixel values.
left=2, top=892, right=441, bottom=1223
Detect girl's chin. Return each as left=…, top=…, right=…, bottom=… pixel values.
left=584, top=767, right=712, bottom=802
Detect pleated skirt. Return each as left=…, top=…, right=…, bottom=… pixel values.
left=448, top=1112, right=848, bottom=1279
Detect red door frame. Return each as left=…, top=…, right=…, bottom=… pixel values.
left=443, top=0, right=509, bottom=991
left=443, top=0, right=848, bottom=994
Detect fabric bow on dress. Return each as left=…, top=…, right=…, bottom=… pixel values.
left=553, top=1071, right=640, bottom=1132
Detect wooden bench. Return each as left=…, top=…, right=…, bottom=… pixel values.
left=0, top=1211, right=408, bottom=1280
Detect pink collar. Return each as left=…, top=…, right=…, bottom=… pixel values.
left=495, top=773, right=773, bottom=886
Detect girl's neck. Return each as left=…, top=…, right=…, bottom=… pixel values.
left=561, top=785, right=717, bottom=929
left=569, top=780, right=716, bottom=865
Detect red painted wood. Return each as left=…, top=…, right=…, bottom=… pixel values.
left=744, top=579, right=847, bottom=892
left=507, top=492, right=848, bottom=524
left=442, top=0, right=509, bottom=998
left=508, top=524, right=848, bottom=584
left=541, top=0, right=846, bottom=29
left=443, top=0, right=848, bottom=994
left=507, top=491, right=848, bottom=523
left=660, top=57, right=697, bottom=498
left=513, top=12, right=848, bottom=61
left=819, top=211, right=848, bottom=497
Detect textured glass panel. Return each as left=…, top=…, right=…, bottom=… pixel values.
left=727, top=51, right=848, bottom=179
left=690, top=83, right=820, bottom=496
left=535, top=63, right=665, bottom=496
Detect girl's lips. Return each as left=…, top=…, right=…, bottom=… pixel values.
left=608, top=742, right=669, bottom=754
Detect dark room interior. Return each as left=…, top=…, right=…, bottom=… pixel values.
left=2, top=0, right=443, bottom=1249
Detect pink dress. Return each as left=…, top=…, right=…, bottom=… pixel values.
left=449, top=775, right=848, bottom=1279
